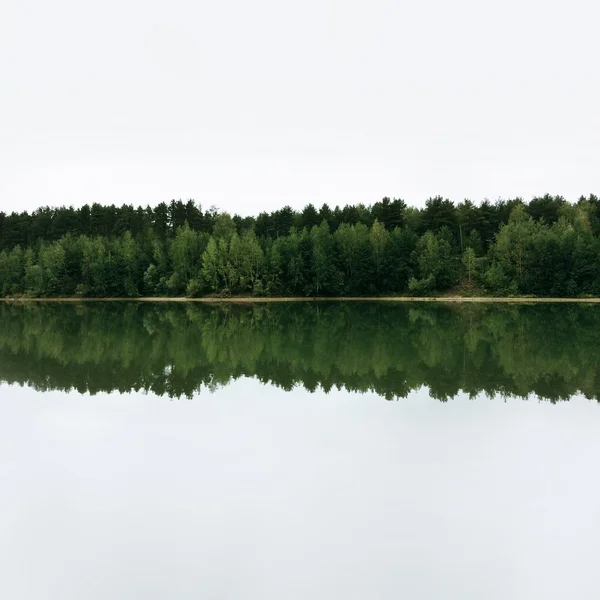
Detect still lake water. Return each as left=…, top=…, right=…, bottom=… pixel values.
left=1, top=302, right=600, bottom=599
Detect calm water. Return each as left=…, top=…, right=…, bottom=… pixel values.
left=1, top=302, right=600, bottom=599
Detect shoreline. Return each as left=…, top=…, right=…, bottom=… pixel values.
left=2, top=296, right=600, bottom=304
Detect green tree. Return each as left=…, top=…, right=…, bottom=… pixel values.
left=462, top=247, right=477, bottom=284
left=201, top=237, right=221, bottom=293
left=168, top=223, right=205, bottom=294
left=38, top=241, right=67, bottom=296
left=213, top=213, right=237, bottom=241
left=309, top=221, right=342, bottom=296
left=486, top=205, right=540, bottom=293
left=411, top=228, right=458, bottom=292
left=0, top=246, right=25, bottom=296
left=334, top=223, right=370, bottom=294
left=369, top=219, right=389, bottom=292
left=385, top=227, right=418, bottom=292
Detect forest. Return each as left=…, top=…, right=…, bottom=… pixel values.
left=1, top=194, right=600, bottom=297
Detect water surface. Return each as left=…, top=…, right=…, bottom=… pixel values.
left=1, top=301, right=600, bottom=400
left=1, top=302, right=600, bottom=599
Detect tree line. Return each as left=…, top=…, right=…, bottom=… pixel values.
left=1, top=302, right=599, bottom=401
left=1, top=194, right=600, bottom=297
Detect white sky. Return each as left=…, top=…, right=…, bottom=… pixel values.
left=1, top=0, right=599, bottom=216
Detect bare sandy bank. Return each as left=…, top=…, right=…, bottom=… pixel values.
left=3, top=296, right=600, bottom=304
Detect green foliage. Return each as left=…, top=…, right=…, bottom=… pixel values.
left=369, top=219, right=389, bottom=291
left=212, top=213, right=236, bottom=241
left=308, top=221, right=342, bottom=296
left=385, top=227, right=418, bottom=292
left=462, top=247, right=478, bottom=283
left=414, top=228, right=458, bottom=290
left=0, top=246, right=25, bottom=296
left=334, top=222, right=371, bottom=294
left=201, top=237, right=221, bottom=293
left=186, top=278, right=204, bottom=298
left=408, top=274, right=436, bottom=295
left=1, top=196, right=600, bottom=298
left=168, top=223, right=207, bottom=294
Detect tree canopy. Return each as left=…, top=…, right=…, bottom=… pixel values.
left=1, top=194, right=600, bottom=298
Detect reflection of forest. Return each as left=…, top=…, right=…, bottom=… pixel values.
left=1, top=302, right=600, bottom=402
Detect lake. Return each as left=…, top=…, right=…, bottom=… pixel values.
left=1, top=301, right=600, bottom=599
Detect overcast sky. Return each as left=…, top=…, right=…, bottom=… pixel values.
left=1, top=0, right=599, bottom=216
